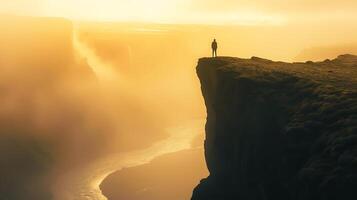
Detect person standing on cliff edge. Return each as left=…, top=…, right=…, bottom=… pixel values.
left=211, top=39, right=218, bottom=57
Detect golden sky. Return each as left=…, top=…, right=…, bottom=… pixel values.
left=2, top=0, right=357, bottom=24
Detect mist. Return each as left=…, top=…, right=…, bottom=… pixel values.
left=1, top=14, right=357, bottom=200
left=0, top=15, right=207, bottom=199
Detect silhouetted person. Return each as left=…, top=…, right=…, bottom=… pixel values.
left=211, top=39, right=218, bottom=57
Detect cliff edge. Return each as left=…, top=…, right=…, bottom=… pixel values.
left=192, top=55, right=357, bottom=200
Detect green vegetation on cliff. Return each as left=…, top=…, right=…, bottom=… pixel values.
left=193, top=55, right=357, bottom=200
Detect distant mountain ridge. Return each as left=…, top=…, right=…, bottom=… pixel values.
left=295, top=44, right=357, bottom=61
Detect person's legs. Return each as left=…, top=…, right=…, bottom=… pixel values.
left=212, top=49, right=214, bottom=57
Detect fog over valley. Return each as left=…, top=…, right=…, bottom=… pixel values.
left=1, top=13, right=357, bottom=200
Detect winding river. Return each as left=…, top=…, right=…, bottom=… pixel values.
left=53, top=119, right=204, bottom=200
left=52, top=30, right=204, bottom=200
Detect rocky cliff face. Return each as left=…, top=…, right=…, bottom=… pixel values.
left=192, top=55, right=357, bottom=200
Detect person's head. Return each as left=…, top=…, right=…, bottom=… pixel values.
left=213, top=38, right=216, bottom=42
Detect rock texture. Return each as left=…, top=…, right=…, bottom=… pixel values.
left=192, top=55, right=357, bottom=200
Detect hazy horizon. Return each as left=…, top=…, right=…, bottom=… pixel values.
left=3, top=0, right=357, bottom=24
left=1, top=2, right=357, bottom=199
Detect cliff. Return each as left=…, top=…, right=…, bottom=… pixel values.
left=192, top=55, right=357, bottom=200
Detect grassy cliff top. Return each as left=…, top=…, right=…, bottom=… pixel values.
left=198, top=54, right=357, bottom=91
left=194, top=55, right=357, bottom=200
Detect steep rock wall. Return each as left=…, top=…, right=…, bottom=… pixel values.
left=192, top=56, right=357, bottom=200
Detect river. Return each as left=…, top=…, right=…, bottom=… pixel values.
left=52, top=119, right=204, bottom=200
left=52, top=29, right=204, bottom=200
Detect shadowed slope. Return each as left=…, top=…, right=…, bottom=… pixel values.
left=193, top=55, right=357, bottom=200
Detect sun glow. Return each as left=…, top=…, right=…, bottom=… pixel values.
left=1, top=0, right=285, bottom=25
left=45, top=0, right=180, bottom=22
